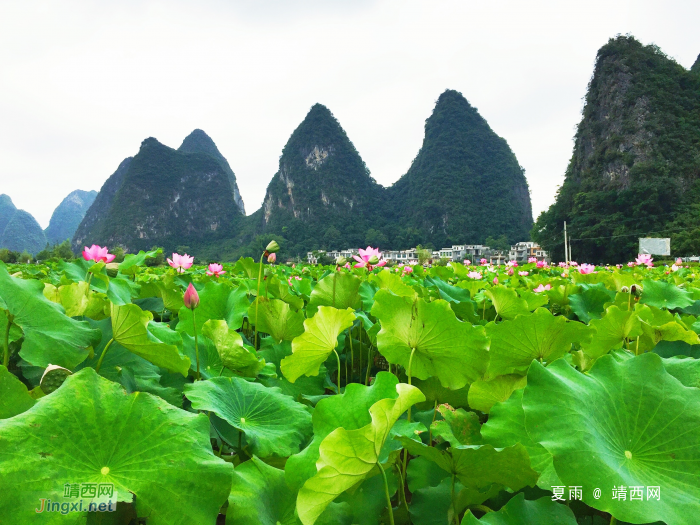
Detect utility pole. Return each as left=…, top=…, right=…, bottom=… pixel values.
left=564, top=222, right=569, bottom=264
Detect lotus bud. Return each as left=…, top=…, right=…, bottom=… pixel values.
left=621, top=286, right=630, bottom=294
left=265, top=240, right=280, bottom=253
left=336, top=256, right=347, bottom=266
left=368, top=255, right=379, bottom=265
left=183, top=283, right=200, bottom=309
left=267, top=252, right=277, bottom=263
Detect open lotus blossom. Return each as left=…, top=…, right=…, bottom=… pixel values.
left=627, top=261, right=635, bottom=267
left=534, top=284, right=551, bottom=293
left=518, top=271, right=529, bottom=276
left=468, top=271, right=482, bottom=280
left=579, top=263, right=596, bottom=274
left=528, top=257, right=537, bottom=264
left=402, top=265, right=414, bottom=275
left=353, top=246, right=386, bottom=270
left=536, top=260, right=548, bottom=268
left=480, top=258, right=488, bottom=265
left=206, top=263, right=226, bottom=277
left=569, top=261, right=578, bottom=267
left=183, top=283, right=199, bottom=309
left=676, top=257, right=683, bottom=265
left=506, top=260, right=518, bottom=267
left=672, top=264, right=679, bottom=272
left=635, top=254, right=653, bottom=267
left=558, top=262, right=568, bottom=268
left=82, top=245, right=115, bottom=264
left=168, top=253, right=194, bottom=273
left=463, top=259, right=471, bottom=266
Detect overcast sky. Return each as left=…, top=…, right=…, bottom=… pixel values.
left=1, top=0, right=698, bottom=229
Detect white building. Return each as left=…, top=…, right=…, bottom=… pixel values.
left=508, top=242, right=548, bottom=264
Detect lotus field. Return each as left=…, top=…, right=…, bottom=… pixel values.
left=2, top=244, right=700, bottom=525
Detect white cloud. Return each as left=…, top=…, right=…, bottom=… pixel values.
left=0, top=0, right=698, bottom=228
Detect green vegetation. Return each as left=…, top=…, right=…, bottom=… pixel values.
left=533, top=36, right=700, bottom=263
left=0, top=194, right=47, bottom=255
left=2, top=253, right=699, bottom=523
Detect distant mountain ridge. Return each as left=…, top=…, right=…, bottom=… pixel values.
left=45, top=189, right=97, bottom=245
left=533, top=36, right=700, bottom=262
left=0, top=194, right=46, bottom=254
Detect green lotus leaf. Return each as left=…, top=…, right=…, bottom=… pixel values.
left=281, top=306, right=356, bottom=383
left=0, top=365, right=35, bottom=418
left=660, top=355, right=700, bottom=388
left=118, top=248, right=162, bottom=275
left=156, top=274, right=186, bottom=311
left=426, top=276, right=472, bottom=303
left=523, top=353, right=700, bottom=525
left=431, top=405, right=482, bottom=446
left=545, top=283, right=580, bottom=307
left=467, top=373, right=527, bottom=414
left=485, top=308, right=591, bottom=377
left=296, top=383, right=425, bottom=525
left=654, top=339, right=700, bottom=358
left=111, top=303, right=190, bottom=376
left=105, top=276, right=137, bottom=306
left=202, top=319, right=263, bottom=374
left=43, top=281, right=90, bottom=317
left=460, top=494, right=577, bottom=525
left=307, top=272, right=362, bottom=315
left=185, top=376, right=312, bottom=458
left=412, top=376, right=470, bottom=411
left=370, top=269, right=416, bottom=297
left=483, top=286, right=529, bottom=320
left=285, top=371, right=400, bottom=489
left=640, top=279, right=695, bottom=310
left=177, top=282, right=248, bottom=335
left=582, top=305, right=643, bottom=359
left=409, top=476, right=465, bottom=525
left=335, top=470, right=398, bottom=525
left=181, top=331, right=232, bottom=379
left=568, top=283, right=616, bottom=323
left=480, top=389, right=561, bottom=490
left=407, top=455, right=449, bottom=492
left=258, top=338, right=326, bottom=399
left=519, top=290, right=549, bottom=311
left=267, top=275, right=305, bottom=310
left=0, top=368, right=232, bottom=524
left=400, top=438, right=538, bottom=494
left=371, top=290, right=489, bottom=389
left=248, top=297, right=305, bottom=343
left=226, top=456, right=300, bottom=525
left=0, top=262, right=100, bottom=369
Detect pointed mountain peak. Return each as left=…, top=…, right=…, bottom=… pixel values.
left=691, top=53, right=700, bottom=74
left=178, top=129, right=224, bottom=160
left=286, top=104, right=348, bottom=146
left=0, top=194, right=16, bottom=210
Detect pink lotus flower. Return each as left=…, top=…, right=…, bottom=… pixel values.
left=506, top=260, right=518, bottom=267
left=635, top=254, right=653, bottom=267
left=536, top=260, right=548, bottom=268
left=528, top=257, right=537, bottom=264
left=534, top=284, right=551, bottom=293
left=402, top=266, right=413, bottom=276
left=268, top=253, right=277, bottom=263
left=558, top=262, right=567, bottom=268
left=206, top=263, right=226, bottom=277
left=464, top=259, right=471, bottom=266
left=468, top=271, right=482, bottom=280
left=353, top=246, right=386, bottom=270
left=507, top=268, right=514, bottom=276
left=627, top=261, right=635, bottom=267
left=671, top=264, right=679, bottom=272
left=579, top=263, right=596, bottom=274
left=480, top=258, right=488, bottom=265
left=518, top=271, right=529, bottom=276
left=569, top=261, right=578, bottom=267
left=168, top=253, right=194, bottom=273
left=493, top=277, right=498, bottom=285
left=676, top=257, right=683, bottom=265
left=183, top=283, right=199, bottom=309
left=82, top=245, right=115, bottom=264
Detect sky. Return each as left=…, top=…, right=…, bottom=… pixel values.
left=1, top=0, right=698, bottom=228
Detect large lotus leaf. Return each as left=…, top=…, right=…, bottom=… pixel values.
left=43, top=281, right=89, bottom=317
left=400, top=438, right=538, bottom=493
left=118, top=248, right=162, bottom=275
left=640, top=279, right=695, bottom=310
left=661, top=356, right=700, bottom=388
left=202, top=319, right=263, bottom=374
left=468, top=374, right=527, bottom=414
left=582, top=305, right=643, bottom=359
left=267, top=275, right=305, bottom=310
left=369, top=269, right=416, bottom=297
left=545, top=283, right=580, bottom=307
left=226, top=456, right=300, bottom=525
left=409, top=476, right=465, bottom=525
left=460, top=494, right=577, bottom=525
left=483, top=287, right=529, bottom=320
left=485, top=308, right=591, bottom=377
left=156, top=274, right=186, bottom=311
left=285, top=371, right=400, bottom=489
left=335, top=471, right=399, bottom=525
left=233, top=256, right=259, bottom=279
left=177, top=282, right=248, bottom=335
left=426, top=276, right=472, bottom=303
left=257, top=338, right=326, bottom=399
left=568, top=282, right=616, bottom=323
left=248, top=297, right=305, bottom=343
left=185, top=376, right=312, bottom=458
left=633, top=304, right=700, bottom=353
left=431, top=405, right=482, bottom=446
left=0, top=263, right=100, bottom=368
left=412, top=376, right=470, bottom=411
left=307, top=272, right=362, bottom=315
left=0, top=365, right=35, bottom=418
left=371, top=290, right=489, bottom=389
left=296, top=383, right=425, bottom=525
left=654, top=339, right=700, bottom=359
left=407, top=455, right=450, bottom=492
left=281, top=306, right=356, bottom=383
left=111, top=303, right=190, bottom=376
left=523, top=354, right=700, bottom=525
left=181, top=331, right=232, bottom=380
left=519, top=290, right=549, bottom=311
left=480, top=389, right=561, bottom=490
left=0, top=368, right=232, bottom=524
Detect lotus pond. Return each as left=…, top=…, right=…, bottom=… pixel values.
left=1, top=250, right=699, bottom=525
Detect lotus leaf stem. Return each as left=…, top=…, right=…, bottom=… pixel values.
left=254, top=251, right=264, bottom=349
left=451, top=473, right=458, bottom=525
left=193, top=309, right=200, bottom=381
left=378, top=461, right=394, bottom=525
left=95, top=338, right=114, bottom=374
left=332, top=349, right=341, bottom=394
left=2, top=312, right=11, bottom=368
